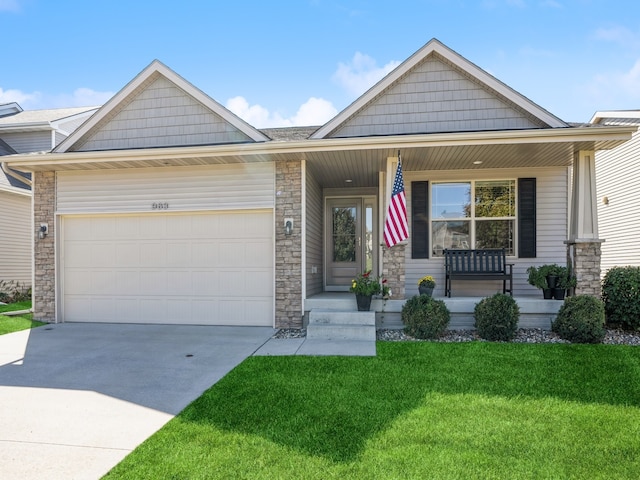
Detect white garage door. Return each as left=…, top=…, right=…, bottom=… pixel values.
left=62, top=211, right=273, bottom=326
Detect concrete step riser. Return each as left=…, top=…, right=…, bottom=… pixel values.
left=309, top=311, right=375, bottom=326
left=306, top=325, right=376, bottom=342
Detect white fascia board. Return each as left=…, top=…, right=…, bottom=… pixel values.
left=0, top=122, right=53, bottom=133
left=6, top=125, right=636, bottom=170
left=54, top=60, right=268, bottom=153
left=590, top=110, right=640, bottom=124
left=0, top=183, right=32, bottom=196
left=312, top=39, right=567, bottom=139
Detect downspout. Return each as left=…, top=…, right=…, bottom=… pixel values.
left=1, top=161, right=32, bottom=187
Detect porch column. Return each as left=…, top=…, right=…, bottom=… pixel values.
left=566, top=150, right=603, bottom=297
left=33, top=171, right=56, bottom=322
left=382, top=244, right=406, bottom=299
left=275, top=159, right=303, bottom=328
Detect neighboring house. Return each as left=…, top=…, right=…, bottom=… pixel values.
left=591, top=110, right=640, bottom=275
left=0, top=102, right=99, bottom=286
left=6, top=39, right=635, bottom=327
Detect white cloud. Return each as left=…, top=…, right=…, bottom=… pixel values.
left=594, top=25, right=640, bottom=49
left=0, top=87, right=113, bottom=109
left=49, top=88, right=114, bottom=108
left=0, top=87, right=40, bottom=105
left=0, top=0, right=20, bottom=12
left=226, top=96, right=337, bottom=128
left=583, top=58, right=640, bottom=109
left=332, top=52, right=401, bottom=97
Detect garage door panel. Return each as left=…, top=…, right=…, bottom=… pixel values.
left=167, top=242, right=191, bottom=266
left=63, top=211, right=273, bottom=326
left=192, top=242, right=218, bottom=267
left=115, top=243, right=140, bottom=267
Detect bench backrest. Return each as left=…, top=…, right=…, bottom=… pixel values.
left=444, top=249, right=506, bottom=273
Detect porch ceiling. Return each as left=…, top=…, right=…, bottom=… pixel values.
left=5, top=126, right=634, bottom=189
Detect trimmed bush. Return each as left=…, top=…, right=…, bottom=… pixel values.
left=602, top=266, right=640, bottom=331
left=401, top=295, right=450, bottom=339
left=474, top=293, right=520, bottom=341
left=552, top=295, right=605, bottom=343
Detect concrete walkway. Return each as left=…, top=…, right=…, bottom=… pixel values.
left=254, top=336, right=376, bottom=356
left=0, top=324, right=373, bottom=479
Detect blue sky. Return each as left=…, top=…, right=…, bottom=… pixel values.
left=2, top=0, right=640, bottom=127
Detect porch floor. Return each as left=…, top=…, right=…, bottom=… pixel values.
left=304, top=292, right=563, bottom=330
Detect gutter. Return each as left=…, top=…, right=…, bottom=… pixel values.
left=1, top=161, right=32, bottom=187
left=5, top=125, right=637, bottom=170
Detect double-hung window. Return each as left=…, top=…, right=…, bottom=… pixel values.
left=431, top=180, right=516, bottom=256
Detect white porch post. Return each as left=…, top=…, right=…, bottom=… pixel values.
left=566, top=150, right=603, bottom=297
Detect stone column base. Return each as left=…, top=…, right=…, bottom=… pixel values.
left=382, top=244, right=406, bottom=300
left=565, top=239, right=604, bottom=297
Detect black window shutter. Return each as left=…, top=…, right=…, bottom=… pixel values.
left=518, top=178, right=536, bottom=258
left=411, top=181, right=429, bottom=258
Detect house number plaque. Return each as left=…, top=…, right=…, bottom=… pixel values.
left=152, top=202, right=169, bottom=210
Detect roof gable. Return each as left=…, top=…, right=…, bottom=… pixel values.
left=312, top=39, right=567, bottom=139
left=55, top=60, right=269, bottom=153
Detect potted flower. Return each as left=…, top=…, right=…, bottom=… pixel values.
left=418, top=275, right=436, bottom=297
left=350, top=271, right=383, bottom=311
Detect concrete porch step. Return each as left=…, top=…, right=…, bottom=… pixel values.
left=307, top=309, right=376, bottom=342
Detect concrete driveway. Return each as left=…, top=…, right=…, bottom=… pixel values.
left=0, top=323, right=275, bottom=480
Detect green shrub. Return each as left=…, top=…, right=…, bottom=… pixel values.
left=602, top=266, right=640, bottom=331
left=0, top=280, right=32, bottom=304
left=474, top=293, right=520, bottom=341
left=401, top=295, right=450, bottom=339
left=552, top=295, right=605, bottom=343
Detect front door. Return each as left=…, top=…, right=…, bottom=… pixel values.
left=325, top=197, right=376, bottom=291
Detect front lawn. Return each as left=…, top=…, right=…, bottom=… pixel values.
left=0, top=301, right=44, bottom=335
left=104, top=342, right=640, bottom=479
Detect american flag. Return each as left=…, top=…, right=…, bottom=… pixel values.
left=383, top=158, right=408, bottom=248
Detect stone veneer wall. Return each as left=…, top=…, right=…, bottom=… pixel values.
left=382, top=244, right=406, bottom=299
left=33, top=171, right=56, bottom=322
left=567, top=240, right=603, bottom=297
left=275, top=160, right=303, bottom=328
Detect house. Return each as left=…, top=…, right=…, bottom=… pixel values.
left=0, top=103, right=99, bottom=287
left=5, top=39, right=635, bottom=327
left=591, top=110, right=640, bottom=275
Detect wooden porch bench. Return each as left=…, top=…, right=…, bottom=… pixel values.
left=443, top=248, right=513, bottom=297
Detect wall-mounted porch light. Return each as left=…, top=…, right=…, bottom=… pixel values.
left=284, top=218, right=293, bottom=236
left=39, top=223, right=48, bottom=239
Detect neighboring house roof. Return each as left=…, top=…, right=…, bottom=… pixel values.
left=590, top=110, right=640, bottom=125
left=55, top=60, right=270, bottom=153
left=0, top=102, right=23, bottom=118
left=0, top=106, right=99, bottom=132
left=260, top=126, right=320, bottom=141
left=311, top=38, right=567, bottom=139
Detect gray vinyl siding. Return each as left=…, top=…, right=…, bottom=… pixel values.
left=57, top=115, right=92, bottom=135
left=404, top=167, right=568, bottom=297
left=54, top=131, right=67, bottom=147
left=330, top=55, right=543, bottom=138
left=305, top=169, right=323, bottom=296
left=596, top=118, right=640, bottom=274
left=56, top=163, right=275, bottom=213
left=0, top=191, right=32, bottom=284
left=1, top=131, right=52, bottom=153
left=72, top=76, right=254, bottom=151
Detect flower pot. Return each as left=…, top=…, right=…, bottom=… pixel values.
left=546, top=275, right=558, bottom=289
left=418, top=285, right=434, bottom=297
left=552, top=288, right=566, bottom=300
left=543, top=288, right=553, bottom=299
left=355, top=293, right=372, bottom=311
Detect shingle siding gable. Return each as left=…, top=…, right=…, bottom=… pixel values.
left=71, top=76, right=253, bottom=151
left=329, top=54, right=544, bottom=138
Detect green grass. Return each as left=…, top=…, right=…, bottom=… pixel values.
left=104, top=342, right=640, bottom=479
left=0, top=301, right=31, bottom=313
left=0, top=301, right=43, bottom=335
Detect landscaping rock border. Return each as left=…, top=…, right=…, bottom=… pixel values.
left=274, top=328, right=640, bottom=345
